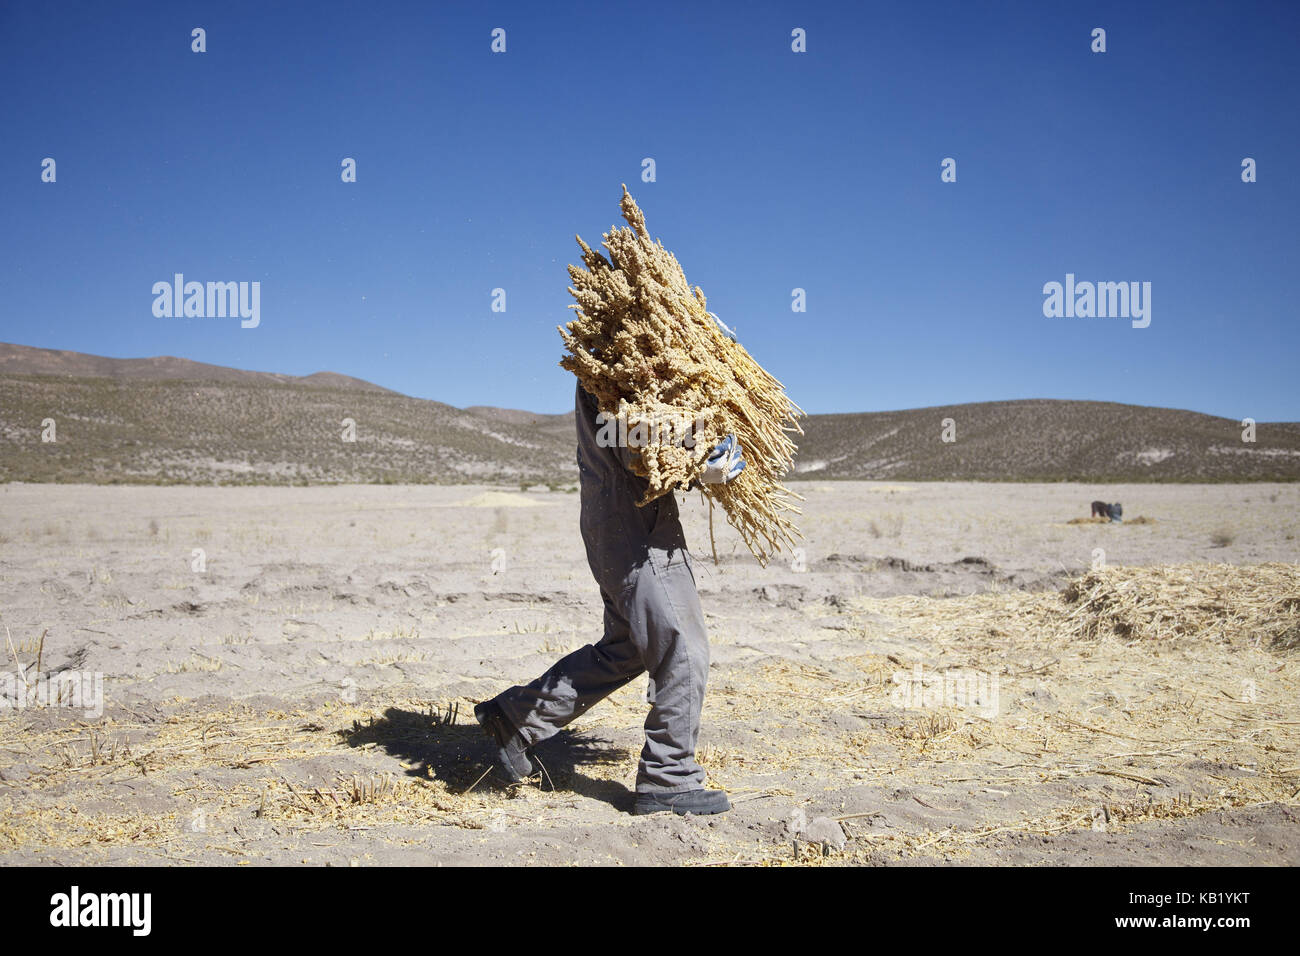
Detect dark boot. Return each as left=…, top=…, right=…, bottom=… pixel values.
left=633, top=788, right=731, bottom=816
left=473, top=700, right=538, bottom=783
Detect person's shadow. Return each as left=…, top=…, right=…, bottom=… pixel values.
left=337, top=705, right=635, bottom=810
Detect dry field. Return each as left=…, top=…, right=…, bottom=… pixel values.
left=0, top=480, right=1297, bottom=866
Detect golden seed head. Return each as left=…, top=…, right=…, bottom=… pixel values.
left=561, top=188, right=804, bottom=564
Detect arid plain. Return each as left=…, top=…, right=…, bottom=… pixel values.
left=1, top=480, right=1297, bottom=865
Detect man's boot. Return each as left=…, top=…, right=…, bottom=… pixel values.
left=473, top=699, right=538, bottom=783
left=633, top=788, right=731, bottom=816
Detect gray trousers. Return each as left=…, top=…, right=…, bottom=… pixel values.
left=495, top=545, right=710, bottom=793
left=495, top=384, right=712, bottom=792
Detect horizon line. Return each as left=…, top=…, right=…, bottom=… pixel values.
left=1, top=340, right=1295, bottom=425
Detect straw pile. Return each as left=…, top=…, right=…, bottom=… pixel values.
left=559, top=186, right=804, bottom=564
left=1060, top=562, right=1300, bottom=648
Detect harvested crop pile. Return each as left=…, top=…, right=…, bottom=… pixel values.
left=559, top=186, right=804, bottom=564
left=1060, top=563, right=1300, bottom=648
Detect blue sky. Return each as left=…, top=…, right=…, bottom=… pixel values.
left=2, top=0, right=1297, bottom=419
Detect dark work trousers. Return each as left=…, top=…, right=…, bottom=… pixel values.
left=494, top=384, right=710, bottom=793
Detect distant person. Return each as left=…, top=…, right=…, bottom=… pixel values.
left=1108, top=502, right=1123, bottom=523
left=1091, top=500, right=1109, bottom=518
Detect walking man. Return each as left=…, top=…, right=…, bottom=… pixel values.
left=474, top=381, right=745, bottom=815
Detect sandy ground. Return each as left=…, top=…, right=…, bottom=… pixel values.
left=0, top=480, right=1297, bottom=866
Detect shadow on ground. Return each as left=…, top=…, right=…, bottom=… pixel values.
left=337, top=706, right=634, bottom=809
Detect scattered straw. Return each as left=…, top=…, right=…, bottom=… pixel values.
left=1060, top=563, right=1300, bottom=647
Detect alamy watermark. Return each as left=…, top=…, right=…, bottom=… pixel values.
left=1, top=670, right=104, bottom=718
left=595, top=411, right=709, bottom=450
left=49, top=886, right=150, bottom=936
left=1042, top=273, right=1150, bottom=328
left=889, top=663, right=998, bottom=719
left=152, top=274, right=260, bottom=328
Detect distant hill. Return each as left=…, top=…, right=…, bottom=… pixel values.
left=464, top=405, right=575, bottom=441
left=1, top=343, right=1297, bottom=484
left=0, top=342, right=393, bottom=393
left=0, top=345, right=573, bottom=485
left=793, top=399, right=1300, bottom=483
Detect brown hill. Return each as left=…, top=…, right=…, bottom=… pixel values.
left=1, top=344, right=1296, bottom=485
left=0, top=345, right=573, bottom=485
left=0, top=342, right=392, bottom=393
left=794, top=399, right=1300, bottom=482
left=464, top=406, right=575, bottom=441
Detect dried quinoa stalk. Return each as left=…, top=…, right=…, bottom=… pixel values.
left=558, top=185, right=804, bottom=565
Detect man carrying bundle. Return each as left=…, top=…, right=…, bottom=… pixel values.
left=474, top=187, right=800, bottom=816
left=474, top=376, right=745, bottom=816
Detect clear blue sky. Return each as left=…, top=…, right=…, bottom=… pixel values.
left=2, top=0, right=1297, bottom=419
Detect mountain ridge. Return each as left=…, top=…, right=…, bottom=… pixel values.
left=2, top=342, right=1297, bottom=484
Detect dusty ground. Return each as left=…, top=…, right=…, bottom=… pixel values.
left=0, top=480, right=1297, bottom=866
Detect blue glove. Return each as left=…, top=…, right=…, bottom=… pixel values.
left=701, top=433, right=745, bottom=484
